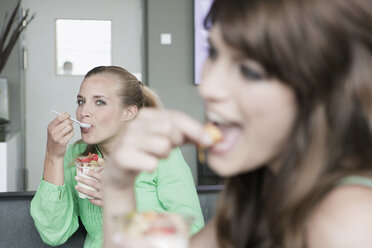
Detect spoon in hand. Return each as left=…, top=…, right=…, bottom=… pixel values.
left=51, top=110, right=91, bottom=128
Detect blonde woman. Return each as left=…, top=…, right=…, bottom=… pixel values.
left=31, top=66, right=204, bottom=248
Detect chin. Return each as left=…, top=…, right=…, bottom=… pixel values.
left=81, top=136, right=96, bottom=145
left=208, top=155, right=261, bottom=177
left=207, top=156, right=240, bottom=177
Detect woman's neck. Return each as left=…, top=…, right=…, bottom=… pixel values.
left=96, top=134, right=121, bottom=158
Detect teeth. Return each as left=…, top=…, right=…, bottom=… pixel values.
left=206, top=111, right=228, bottom=125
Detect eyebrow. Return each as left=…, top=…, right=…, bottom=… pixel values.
left=77, top=95, right=109, bottom=99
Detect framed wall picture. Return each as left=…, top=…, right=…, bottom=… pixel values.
left=193, top=0, right=213, bottom=85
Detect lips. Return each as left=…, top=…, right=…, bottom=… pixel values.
left=81, top=125, right=92, bottom=133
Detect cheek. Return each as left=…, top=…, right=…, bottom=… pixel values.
left=239, top=84, right=296, bottom=122
left=239, top=86, right=297, bottom=145
left=97, top=108, right=123, bottom=127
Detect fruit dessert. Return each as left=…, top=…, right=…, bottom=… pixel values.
left=115, top=211, right=189, bottom=248
left=75, top=152, right=104, bottom=167
left=75, top=153, right=104, bottom=199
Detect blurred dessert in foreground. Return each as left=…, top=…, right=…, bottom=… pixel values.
left=114, top=211, right=190, bottom=248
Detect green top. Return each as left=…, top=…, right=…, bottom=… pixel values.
left=30, top=142, right=204, bottom=248
left=338, top=175, right=372, bottom=187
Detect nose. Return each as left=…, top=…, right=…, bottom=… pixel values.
left=78, top=104, right=92, bottom=119
left=198, top=60, right=229, bottom=103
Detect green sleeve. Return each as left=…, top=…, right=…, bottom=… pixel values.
left=156, top=148, right=205, bottom=235
left=30, top=144, right=80, bottom=246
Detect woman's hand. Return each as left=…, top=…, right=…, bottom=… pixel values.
left=75, top=168, right=104, bottom=207
left=46, top=112, right=74, bottom=159
left=106, top=108, right=213, bottom=190
left=43, top=112, right=74, bottom=185
left=103, top=108, right=213, bottom=248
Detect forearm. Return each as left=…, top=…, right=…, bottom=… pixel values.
left=103, top=185, right=136, bottom=248
left=43, top=152, right=64, bottom=186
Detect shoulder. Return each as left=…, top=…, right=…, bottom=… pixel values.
left=158, top=147, right=187, bottom=168
left=306, top=183, right=372, bottom=248
left=157, top=147, right=194, bottom=181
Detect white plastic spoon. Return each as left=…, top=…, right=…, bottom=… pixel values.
left=51, top=110, right=91, bottom=128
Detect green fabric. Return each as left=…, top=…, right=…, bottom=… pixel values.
left=338, top=175, right=372, bottom=188
left=31, top=142, right=204, bottom=248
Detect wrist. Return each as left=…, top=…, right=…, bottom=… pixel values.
left=105, top=172, right=135, bottom=191
left=104, top=183, right=136, bottom=214
left=45, top=151, right=64, bottom=161
left=104, top=164, right=136, bottom=190
left=43, top=152, right=65, bottom=186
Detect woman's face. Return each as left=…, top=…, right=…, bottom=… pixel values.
left=76, top=74, right=127, bottom=145
left=199, top=24, right=297, bottom=176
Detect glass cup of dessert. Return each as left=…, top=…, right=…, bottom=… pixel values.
left=113, top=211, right=192, bottom=248
left=75, top=153, right=105, bottom=199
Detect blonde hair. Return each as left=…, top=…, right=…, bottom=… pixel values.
left=84, top=66, right=162, bottom=109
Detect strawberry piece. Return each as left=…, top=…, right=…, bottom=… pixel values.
left=81, top=157, right=91, bottom=163
left=92, top=154, right=99, bottom=161
left=146, top=226, right=177, bottom=235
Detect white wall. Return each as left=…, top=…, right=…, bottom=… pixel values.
left=0, top=1, right=23, bottom=134
left=22, top=0, right=143, bottom=190
left=0, top=133, right=21, bottom=192
left=0, top=0, right=25, bottom=191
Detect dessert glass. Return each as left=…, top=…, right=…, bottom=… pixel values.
left=75, top=158, right=104, bottom=199
left=114, top=211, right=191, bottom=248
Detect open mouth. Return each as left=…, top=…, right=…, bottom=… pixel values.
left=81, top=125, right=92, bottom=133
left=206, top=111, right=242, bottom=154
left=210, top=124, right=242, bottom=153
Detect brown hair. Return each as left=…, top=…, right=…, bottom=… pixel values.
left=206, top=0, right=372, bottom=247
left=79, top=66, right=162, bottom=156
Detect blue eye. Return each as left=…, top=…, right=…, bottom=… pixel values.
left=240, top=65, right=264, bottom=80
left=96, top=100, right=106, bottom=105
left=77, top=99, right=85, bottom=105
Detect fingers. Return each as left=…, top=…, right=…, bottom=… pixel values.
left=52, top=112, right=70, bottom=125
left=116, top=109, right=213, bottom=162
left=46, top=112, right=74, bottom=157
left=75, top=170, right=104, bottom=207
left=75, top=182, right=103, bottom=203
left=136, top=109, right=213, bottom=146
left=49, top=119, right=73, bottom=139
left=112, top=147, right=159, bottom=172
left=75, top=170, right=104, bottom=202
left=106, top=108, right=214, bottom=190
left=86, top=169, right=103, bottom=181
left=75, top=176, right=102, bottom=191
left=48, top=117, right=73, bottom=143
left=89, top=199, right=103, bottom=207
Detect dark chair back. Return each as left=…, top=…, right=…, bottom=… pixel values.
left=0, top=191, right=86, bottom=248
left=0, top=188, right=221, bottom=247
left=197, top=185, right=222, bottom=222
